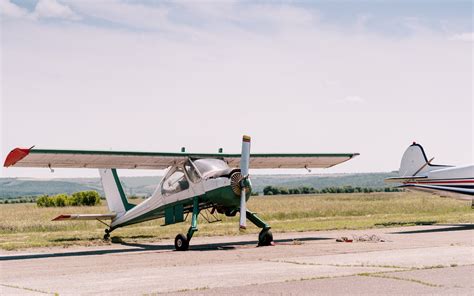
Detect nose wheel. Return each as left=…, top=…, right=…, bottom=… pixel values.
left=258, top=229, right=273, bottom=246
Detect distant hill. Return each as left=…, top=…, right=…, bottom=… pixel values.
left=250, top=172, right=398, bottom=192
left=0, top=172, right=397, bottom=199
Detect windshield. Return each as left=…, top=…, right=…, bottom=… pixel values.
left=193, top=159, right=230, bottom=176
left=161, top=167, right=189, bottom=196
left=184, top=159, right=201, bottom=183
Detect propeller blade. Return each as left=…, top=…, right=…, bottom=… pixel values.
left=239, top=187, right=247, bottom=229
left=239, top=135, right=251, bottom=229
left=240, top=135, right=251, bottom=177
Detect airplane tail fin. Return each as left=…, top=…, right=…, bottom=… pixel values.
left=99, top=169, right=135, bottom=217
left=398, top=143, right=435, bottom=177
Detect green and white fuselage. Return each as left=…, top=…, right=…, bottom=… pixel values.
left=103, top=158, right=247, bottom=230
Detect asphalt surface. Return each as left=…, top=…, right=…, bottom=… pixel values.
left=1, top=224, right=473, bottom=295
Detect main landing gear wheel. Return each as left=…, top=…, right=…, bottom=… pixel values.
left=258, top=229, right=273, bottom=246
left=103, top=229, right=110, bottom=241
left=175, top=233, right=189, bottom=251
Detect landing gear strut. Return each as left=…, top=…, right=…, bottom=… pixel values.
left=245, top=210, right=274, bottom=247
left=175, top=197, right=199, bottom=251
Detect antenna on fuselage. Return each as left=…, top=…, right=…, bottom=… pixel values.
left=181, top=147, right=186, bottom=153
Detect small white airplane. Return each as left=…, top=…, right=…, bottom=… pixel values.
left=385, top=142, right=474, bottom=205
left=4, top=136, right=358, bottom=250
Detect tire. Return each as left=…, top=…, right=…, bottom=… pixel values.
left=174, top=233, right=189, bottom=251
left=258, top=229, right=273, bottom=246
left=103, top=229, right=110, bottom=241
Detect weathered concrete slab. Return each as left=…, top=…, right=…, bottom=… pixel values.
left=168, top=266, right=474, bottom=296
left=276, top=246, right=473, bottom=268
left=1, top=225, right=473, bottom=295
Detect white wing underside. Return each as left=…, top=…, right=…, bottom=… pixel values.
left=5, top=148, right=359, bottom=170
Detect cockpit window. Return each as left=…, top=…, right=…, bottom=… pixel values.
left=184, top=159, right=201, bottom=183
left=193, top=159, right=230, bottom=177
left=161, top=168, right=189, bottom=196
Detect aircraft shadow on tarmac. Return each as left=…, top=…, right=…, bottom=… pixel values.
left=0, top=237, right=331, bottom=261
left=390, top=224, right=474, bottom=234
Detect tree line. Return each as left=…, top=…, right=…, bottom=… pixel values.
left=262, top=185, right=402, bottom=195
left=0, top=197, right=37, bottom=204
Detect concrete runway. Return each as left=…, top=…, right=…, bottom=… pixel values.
left=1, top=224, right=473, bottom=295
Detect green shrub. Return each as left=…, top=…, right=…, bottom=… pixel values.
left=67, top=193, right=80, bottom=206
left=37, top=195, right=54, bottom=207
left=69, top=191, right=101, bottom=206
left=81, top=191, right=101, bottom=206
left=36, top=191, right=101, bottom=207
left=53, top=194, right=68, bottom=207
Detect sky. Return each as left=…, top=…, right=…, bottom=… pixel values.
left=1, top=0, right=472, bottom=178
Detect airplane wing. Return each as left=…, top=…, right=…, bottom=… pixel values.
left=4, top=147, right=358, bottom=170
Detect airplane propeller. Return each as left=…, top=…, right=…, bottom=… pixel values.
left=239, top=135, right=251, bottom=229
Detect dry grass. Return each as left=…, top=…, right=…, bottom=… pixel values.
left=0, top=192, right=472, bottom=250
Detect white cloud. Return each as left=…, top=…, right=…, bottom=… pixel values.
left=343, top=96, right=366, bottom=104
left=0, top=0, right=80, bottom=21
left=0, top=0, right=29, bottom=19
left=64, top=1, right=180, bottom=32
left=33, top=0, right=80, bottom=21
left=62, top=1, right=317, bottom=35
left=450, top=32, right=474, bottom=42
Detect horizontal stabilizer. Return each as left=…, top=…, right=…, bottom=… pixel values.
left=52, top=214, right=116, bottom=221
left=385, top=176, right=428, bottom=183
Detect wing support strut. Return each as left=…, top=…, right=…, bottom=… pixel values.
left=199, top=207, right=221, bottom=223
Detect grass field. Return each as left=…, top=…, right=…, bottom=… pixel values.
left=0, top=192, right=472, bottom=250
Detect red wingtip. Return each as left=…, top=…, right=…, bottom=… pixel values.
left=4, top=148, right=31, bottom=167
left=52, top=215, right=71, bottom=221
